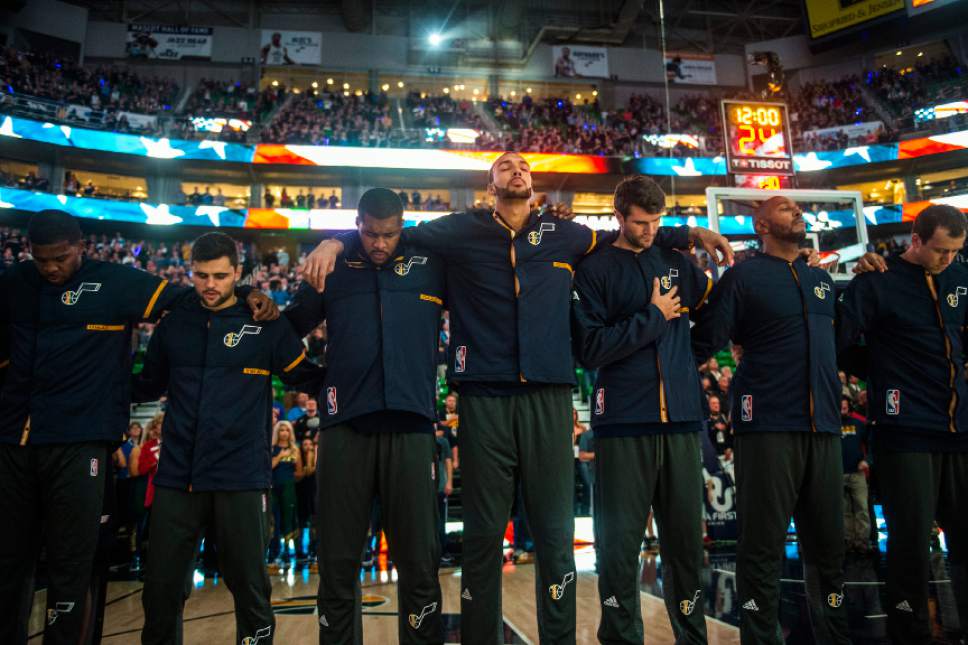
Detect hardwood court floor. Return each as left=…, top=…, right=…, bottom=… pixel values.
left=34, top=560, right=740, bottom=644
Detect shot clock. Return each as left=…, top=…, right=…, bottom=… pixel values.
left=720, top=99, right=795, bottom=177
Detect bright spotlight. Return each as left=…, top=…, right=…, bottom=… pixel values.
left=429, top=33, right=442, bottom=47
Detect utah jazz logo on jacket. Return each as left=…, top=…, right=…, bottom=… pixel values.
left=223, top=324, right=262, bottom=348
left=948, top=286, right=967, bottom=308
left=46, top=601, right=75, bottom=625
left=394, top=256, right=428, bottom=276
left=814, top=282, right=831, bottom=300
left=61, top=282, right=101, bottom=305
left=407, top=602, right=438, bottom=630
left=549, top=571, right=575, bottom=600
left=660, top=268, right=679, bottom=291
left=679, top=590, right=702, bottom=616
left=241, top=626, right=272, bottom=645
left=527, top=222, right=556, bottom=246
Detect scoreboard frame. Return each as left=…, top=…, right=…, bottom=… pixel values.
left=720, top=99, right=795, bottom=176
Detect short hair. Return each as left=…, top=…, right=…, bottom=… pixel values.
left=27, top=210, right=82, bottom=245
left=191, top=232, right=238, bottom=266
left=913, top=204, right=967, bottom=242
left=357, top=187, right=403, bottom=221
left=613, top=176, right=666, bottom=218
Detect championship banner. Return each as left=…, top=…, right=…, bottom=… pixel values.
left=552, top=45, right=609, bottom=78
left=804, top=0, right=905, bottom=38
left=126, top=25, right=213, bottom=60
left=664, top=52, right=718, bottom=85
left=259, top=30, right=322, bottom=66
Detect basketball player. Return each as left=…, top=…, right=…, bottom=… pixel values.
left=571, top=175, right=711, bottom=643
left=284, top=188, right=446, bottom=645
left=0, top=211, right=276, bottom=645
left=691, top=196, right=850, bottom=644
left=260, top=32, right=294, bottom=65
left=303, top=152, right=733, bottom=644
left=837, top=204, right=968, bottom=644
left=133, top=232, right=322, bottom=645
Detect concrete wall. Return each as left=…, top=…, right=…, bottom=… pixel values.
left=0, top=0, right=88, bottom=56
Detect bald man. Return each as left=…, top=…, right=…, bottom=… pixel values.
left=692, top=196, right=850, bottom=644
left=304, top=153, right=734, bottom=644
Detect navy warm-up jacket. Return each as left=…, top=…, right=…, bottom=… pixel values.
left=572, top=244, right=713, bottom=436
left=133, top=296, right=323, bottom=491
left=837, top=255, right=968, bottom=442
left=0, top=258, right=186, bottom=445
left=285, top=235, right=445, bottom=429
left=379, top=209, right=691, bottom=386
left=691, top=253, right=840, bottom=435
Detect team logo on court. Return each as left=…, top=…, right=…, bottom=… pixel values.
left=394, top=256, right=428, bottom=276
left=740, top=395, right=753, bottom=422
left=549, top=571, right=575, bottom=601
left=455, top=345, right=467, bottom=373
left=594, top=388, right=605, bottom=416
left=241, top=626, right=272, bottom=645
left=60, top=282, right=100, bottom=305
left=46, top=602, right=75, bottom=625
left=660, top=268, right=679, bottom=291
left=886, top=389, right=901, bottom=416
left=408, top=602, right=438, bottom=630
left=814, top=282, right=831, bottom=300
left=90, top=458, right=98, bottom=477
left=223, top=324, right=261, bottom=348
left=827, top=591, right=844, bottom=608
left=326, top=387, right=338, bottom=415
left=680, top=590, right=702, bottom=615
left=527, top=222, right=556, bottom=246
left=948, top=286, right=967, bottom=307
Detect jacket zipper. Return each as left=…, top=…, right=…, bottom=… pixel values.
left=656, top=355, right=669, bottom=423
left=493, top=212, right=525, bottom=382
left=923, top=272, right=958, bottom=432
left=787, top=263, right=817, bottom=432
left=190, top=315, right=211, bottom=490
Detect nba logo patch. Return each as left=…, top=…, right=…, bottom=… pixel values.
left=594, top=388, right=605, bottom=416
left=886, top=389, right=900, bottom=416
left=455, top=346, right=467, bottom=373
left=89, top=458, right=99, bottom=477
left=326, top=387, right=338, bottom=416
left=740, top=395, right=753, bottom=422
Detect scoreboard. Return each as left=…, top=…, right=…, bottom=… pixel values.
left=721, top=99, right=795, bottom=177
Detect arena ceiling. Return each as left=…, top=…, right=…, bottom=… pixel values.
left=67, top=0, right=806, bottom=54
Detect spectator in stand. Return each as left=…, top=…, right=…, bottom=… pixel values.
left=114, top=422, right=142, bottom=570
left=296, top=437, right=317, bottom=562
left=264, top=188, right=275, bottom=208
left=293, top=398, right=321, bottom=442
left=129, top=414, right=164, bottom=571
left=328, top=191, right=339, bottom=208
left=707, top=394, right=732, bottom=458
left=287, top=391, right=310, bottom=422
left=269, top=421, right=302, bottom=565
left=435, top=423, right=455, bottom=566
left=840, top=398, right=870, bottom=553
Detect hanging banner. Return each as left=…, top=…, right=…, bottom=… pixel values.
left=552, top=45, right=609, bottom=78
left=701, top=430, right=738, bottom=541
left=126, top=25, right=213, bottom=60
left=664, top=52, right=718, bottom=85
left=259, top=30, right=322, bottom=66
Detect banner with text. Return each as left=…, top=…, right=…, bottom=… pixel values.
left=552, top=45, right=609, bottom=79
left=126, top=25, right=212, bottom=60
left=664, top=52, right=718, bottom=85
left=260, top=30, right=322, bottom=66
